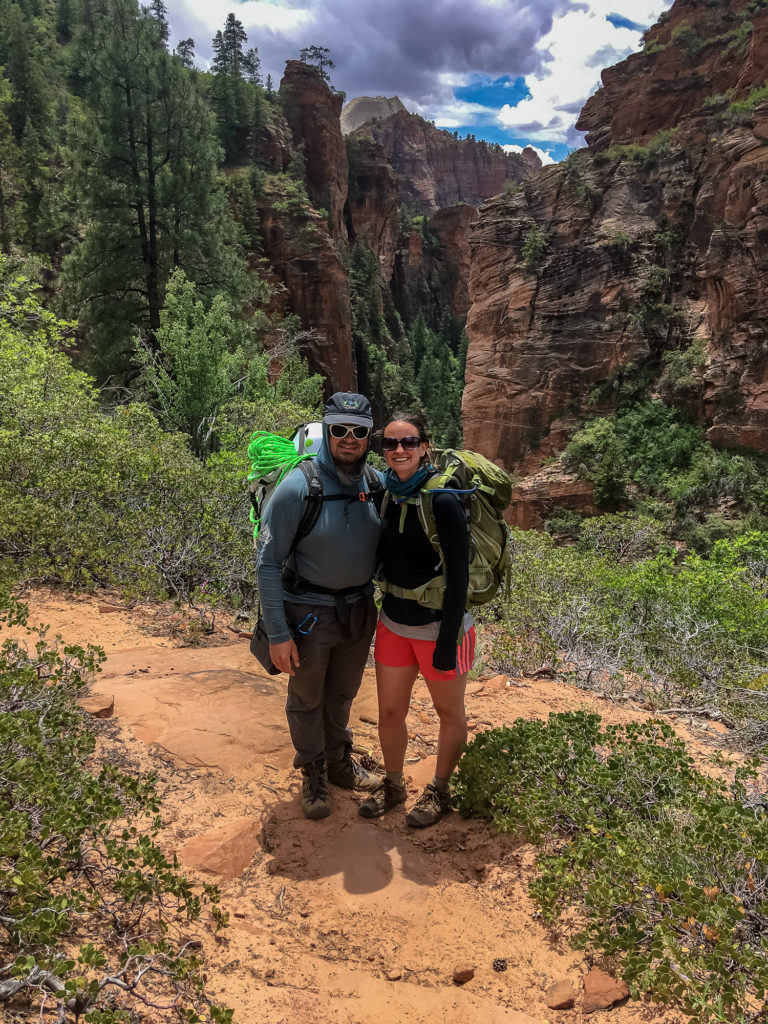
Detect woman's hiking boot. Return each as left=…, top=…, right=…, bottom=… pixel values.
left=405, top=783, right=451, bottom=828
left=326, top=743, right=380, bottom=791
left=300, top=758, right=331, bottom=819
left=358, top=777, right=408, bottom=819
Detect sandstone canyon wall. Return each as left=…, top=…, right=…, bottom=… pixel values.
left=350, top=107, right=539, bottom=212
left=264, top=70, right=542, bottom=391
left=464, top=0, right=768, bottom=502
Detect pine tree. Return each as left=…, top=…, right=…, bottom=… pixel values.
left=298, top=45, right=335, bottom=84
left=210, top=15, right=250, bottom=162
left=3, top=3, right=50, bottom=141
left=242, top=47, right=261, bottom=85
left=147, top=0, right=168, bottom=43
left=222, top=13, right=247, bottom=76
left=175, top=37, right=195, bottom=69
left=64, top=0, right=246, bottom=376
left=0, top=75, right=23, bottom=252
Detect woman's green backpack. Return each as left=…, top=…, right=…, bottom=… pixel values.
left=377, top=449, right=513, bottom=610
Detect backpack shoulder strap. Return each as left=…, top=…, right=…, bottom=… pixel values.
left=294, top=459, right=324, bottom=547
left=363, top=464, right=384, bottom=513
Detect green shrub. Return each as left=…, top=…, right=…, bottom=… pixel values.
left=0, top=590, right=230, bottom=1022
left=670, top=21, right=704, bottom=56
left=453, top=711, right=768, bottom=1022
left=492, top=528, right=768, bottom=702
left=521, top=224, right=548, bottom=276
left=660, top=339, right=706, bottom=398
left=0, top=257, right=321, bottom=606
left=543, top=507, right=584, bottom=539
left=722, top=83, right=768, bottom=126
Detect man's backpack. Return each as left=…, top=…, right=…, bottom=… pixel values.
left=247, top=426, right=382, bottom=548
left=377, top=449, right=512, bottom=610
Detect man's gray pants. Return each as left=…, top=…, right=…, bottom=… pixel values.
left=284, top=596, right=377, bottom=768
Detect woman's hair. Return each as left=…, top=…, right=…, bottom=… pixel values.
left=384, top=409, right=431, bottom=444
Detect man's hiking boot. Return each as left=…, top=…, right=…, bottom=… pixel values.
left=300, top=758, right=331, bottom=820
left=405, top=783, right=452, bottom=829
left=326, top=744, right=380, bottom=791
left=358, top=777, right=408, bottom=819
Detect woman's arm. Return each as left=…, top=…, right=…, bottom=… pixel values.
left=432, top=490, right=470, bottom=670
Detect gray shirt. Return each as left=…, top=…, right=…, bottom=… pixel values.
left=256, top=439, right=383, bottom=643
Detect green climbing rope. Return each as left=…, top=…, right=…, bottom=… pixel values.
left=247, top=431, right=315, bottom=539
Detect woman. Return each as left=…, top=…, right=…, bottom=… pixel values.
left=359, top=411, right=473, bottom=828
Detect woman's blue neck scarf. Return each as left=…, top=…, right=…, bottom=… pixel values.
left=384, top=464, right=435, bottom=500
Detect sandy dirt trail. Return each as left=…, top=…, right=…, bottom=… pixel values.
left=9, top=591, right=707, bottom=1024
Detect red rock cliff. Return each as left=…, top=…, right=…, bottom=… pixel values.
left=351, top=109, right=540, bottom=212
left=279, top=61, right=348, bottom=242
left=464, top=0, right=768, bottom=475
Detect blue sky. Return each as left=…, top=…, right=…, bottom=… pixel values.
left=165, top=0, right=674, bottom=165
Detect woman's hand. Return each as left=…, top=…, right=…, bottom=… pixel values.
left=432, top=640, right=456, bottom=672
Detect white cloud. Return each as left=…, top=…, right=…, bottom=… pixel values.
left=171, top=0, right=314, bottom=36
left=164, top=0, right=674, bottom=148
left=497, top=0, right=671, bottom=144
left=503, top=143, right=556, bottom=165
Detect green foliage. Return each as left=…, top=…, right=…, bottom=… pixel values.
left=562, top=401, right=768, bottom=528
left=0, top=589, right=231, bottom=1022
left=0, top=256, right=258, bottom=604
left=521, top=224, right=548, bottom=276
left=659, top=339, right=706, bottom=399
left=595, top=129, right=675, bottom=169
left=627, top=264, right=680, bottom=340
left=670, top=21, right=704, bottom=56
left=63, top=0, right=248, bottom=377
left=578, top=512, right=665, bottom=562
left=453, top=712, right=768, bottom=1022
left=721, top=83, right=768, bottom=126
left=486, top=526, right=768, bottom=707
left=133, top=268, right=255, bottom=457
left=543, top=507, right=584, bottom=540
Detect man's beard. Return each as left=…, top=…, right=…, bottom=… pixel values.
left=333, top=450, right=365, bottom=483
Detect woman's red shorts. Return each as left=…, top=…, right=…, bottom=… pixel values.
left=374, top=620, right=475, bottom=682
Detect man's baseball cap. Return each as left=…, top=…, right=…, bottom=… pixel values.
left=323, top=392, right=374, bottom=428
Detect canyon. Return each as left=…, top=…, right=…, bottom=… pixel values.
left=462, top=0, right=768, bottom=523
left=263, top=63, right=540, bottom=391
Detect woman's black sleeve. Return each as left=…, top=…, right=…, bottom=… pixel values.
left=432, top=490, right=469, bottom=669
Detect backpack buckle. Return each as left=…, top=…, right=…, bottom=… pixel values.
left=359, top=491, right=366, bottom=502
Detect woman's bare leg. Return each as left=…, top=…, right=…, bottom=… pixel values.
left=425, top=674, right=468, bottom=779
left=374, top=662, right=419, bottom=771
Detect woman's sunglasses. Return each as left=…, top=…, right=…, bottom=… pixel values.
left=381, top=435, right=422, bottom=451
left=329, top=423, right=370, bottom=440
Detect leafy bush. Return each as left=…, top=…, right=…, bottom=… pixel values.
left=595, top=129, right=675, bottom=168
left=453, top=711, right=768, bottom=1023
left=722, top=82, right=768, bottom=126
left=543, top=507, right=584, bottom=540
left=521, top=224, right=548, bottom=276
left=561, top=402, right=768, bottom=524
left=490, top=528, right=768, bottom=712
left=0, top=257, right=320, bottom=606
left=670, top=21, right=704, bottom=56
left=0, top=591, right=230, bottom=1022
left=659, top=339, right=706, bottom=399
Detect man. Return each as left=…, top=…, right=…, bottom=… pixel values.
left=256, top=393, right=383, bottom=819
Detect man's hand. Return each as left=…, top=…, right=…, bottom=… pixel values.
left=270, top=638, right=301, bottom=675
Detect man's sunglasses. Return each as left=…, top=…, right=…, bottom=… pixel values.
left=329, top=423, right=370, bottom=440
left=381, top=435, right=422, bottom=451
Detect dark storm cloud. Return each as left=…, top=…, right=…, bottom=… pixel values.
left=168, top=0, right=586, bottom=106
